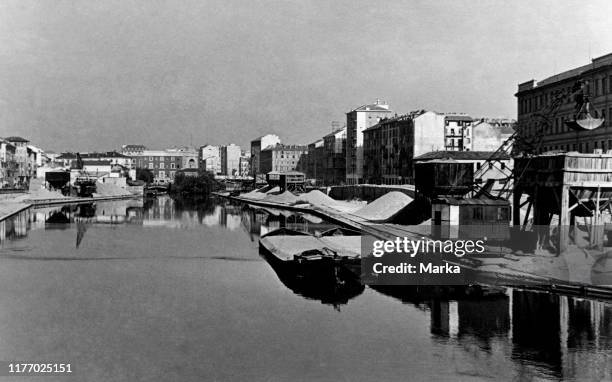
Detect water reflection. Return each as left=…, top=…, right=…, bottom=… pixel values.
left=0, top=196, right=610, bottom=380
left=373, top=285, right=611, bottom=381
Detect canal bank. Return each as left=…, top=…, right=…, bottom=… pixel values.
left=0, top=194, right=141, bottom=223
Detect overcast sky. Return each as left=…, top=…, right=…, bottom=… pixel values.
left=1, top=0, right=611, bottom=152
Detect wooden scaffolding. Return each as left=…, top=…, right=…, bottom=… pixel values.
left=513, top=153, right=612, bottom=253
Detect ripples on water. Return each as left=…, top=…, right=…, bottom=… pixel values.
left=0, top=196, right=610, bottom=381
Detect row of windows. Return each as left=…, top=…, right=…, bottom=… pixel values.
left=539, top=140, right=612, bottom=153
left=148, top=162, right=180, bottom=169
left=520, top=74, right=612, bottom=115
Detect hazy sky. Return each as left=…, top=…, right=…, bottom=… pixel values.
left=1, top=0, right=611, bottom=152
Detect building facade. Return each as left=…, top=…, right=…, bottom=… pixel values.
left=471, top=118, right=515, bottom=151
left=5, top=136, right=34, bottom=186
left=444, top=114, right=473, bottom=151
left=132, top=150, right=188, bottom=183
left=322, top=127, right=346, bottom=185
left=260, top=144, right=307, bottom=174
left=515, top=52, right=612, bottom=154
left=305, top=139, right=325, bottom=184
left=345, top=101, right=393, bottom=184
left=0, top=139, right=17, bottom=187
left=250, top=134, right=281, bottom=178
left=220, top=144, right=241, bottom=176
left=362, top=110, right=446, bottom=184
left=199, top=145, right=221, bottom=175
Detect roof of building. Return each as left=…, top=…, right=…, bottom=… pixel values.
left=530, top=52, right=612, bottom=88
left=414, top=150, right=510, bottom=161
left=4, top=136, right=29, bottom=143
left=262, top=144, right=307, bottom=151
left=82, top=160, right=112, bottom=166
left=56, top=152, right=77, bottom=159
left=350, top=103, right=392, bottom=113
left=444, top=114, right=473, bottom=122
left=323, top=127, right=347, bottom=139
left=434, top=197, right=510, bottom=206
left=122, top=144, right=146, bottom=150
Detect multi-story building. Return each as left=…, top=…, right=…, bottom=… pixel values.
left=199, top=145, right=222, bottom=175
left=444, top=114, right=473, bottom=151
left=0, top=139, right=17, bottom=187
left=471, top=118, right=515, bottom=151
left=220, top=144, right=241, bottom=176
left=346, top=100, right=393, bottom=184
left=515, top=52, right=612, bottom=154
left=322, top=127, right=346, bottom=185
left=260, top=144, right=307, bottom=174
left=166, top=146, right=198, bottom=170
left=363, top=110, right=446, bottom=184
left=4, top=137, right=34, bottom=186
left=132, top=150, right=189, bottom=184
left=305, top=139, right=325, bottom=184
left=239, top=152, right=251, bottom=177
left=250, top=134, right=281, bottom=178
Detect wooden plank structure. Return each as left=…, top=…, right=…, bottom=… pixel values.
left=266, top=171, right=306, bottom=193
left=414, top=160, right=474, bottom=198
left=513, top=152, right=612, bottom=253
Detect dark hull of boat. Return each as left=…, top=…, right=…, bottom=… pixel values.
left=258, top=244, right=364, bottom=306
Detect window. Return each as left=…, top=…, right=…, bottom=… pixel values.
left=159, top=171, right=165, bottom=178
left=171, top=163, right=175, bottom=169
left=148, top=162, right=153, bottom=169
left=170, top=171, right=175, bottom=179
left=159, top=163, right=164, bottom=169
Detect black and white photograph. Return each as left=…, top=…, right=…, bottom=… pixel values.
left=0, top=1, right=611, bottom=381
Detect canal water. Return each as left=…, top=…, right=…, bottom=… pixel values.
left=0, top=196, right=610, bottom=381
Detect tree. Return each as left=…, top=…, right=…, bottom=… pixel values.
left=136, top=168, right=155, bottom=184
left=170, top=169, right=221, bottom=199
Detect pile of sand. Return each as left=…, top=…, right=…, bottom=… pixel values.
left=351, top=191, right=413, bottom=222
left=27, top=179, right=68, bottom=200
left=295, top=190, right=365, bottom=213
left=263, top=190, right=298, bottom=204
left=241, top=186, right=280, bottom=200
left=93, top=181, right=132, bottom=197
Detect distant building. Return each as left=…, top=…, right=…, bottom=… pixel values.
left=346, top=100, right=393, bottom=184
left=362, top=110, right=446, bottom=184
left=121, top=145, right=146, bottom=156
left=471, top=118, right=515, bottom=151
left=199, top=145, right=221, bottom=175
left=4, top=136, right=33, bottom=186
left=220, top=144, right=241, bottom=176
left=305, top=139, right=325, bottom=184
left=131, top=149, right=194, bottom=184
left=239, top=152, right=251, bottom=177
left=323, top=127, right=346, bottom=185
left=260, top=144, right=307, bottom=174
left=166, top=146, right=198, bottom=170
left=515, top=52, right=612, bottom=154
left=250, top=134, right=281, bottom=178
left=444, top=114, right=473, bottom=151
left=0, top=139, right=17, bottom=187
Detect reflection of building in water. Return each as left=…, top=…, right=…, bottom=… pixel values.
left=510, top=290, right=612, bottom=381
left=0, top=209, right=31, bottom=243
